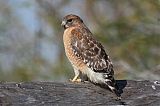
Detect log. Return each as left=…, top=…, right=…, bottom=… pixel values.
left=0, top=80, right=160, bottom=106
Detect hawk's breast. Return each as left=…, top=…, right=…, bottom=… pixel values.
left=63, top=27, right=87, bottom=71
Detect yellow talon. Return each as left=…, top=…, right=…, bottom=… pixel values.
left=70, top=78, right=82, bottom=82
left=69, top=75, right=81, bottom=82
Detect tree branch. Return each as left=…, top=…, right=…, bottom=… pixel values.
left=0, top=80, right=160, bottom=105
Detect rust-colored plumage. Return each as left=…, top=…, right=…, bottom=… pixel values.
left=62, top=14, right=120, bottom=98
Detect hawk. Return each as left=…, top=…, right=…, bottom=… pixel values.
left=61, top=14, right=120, bottom=98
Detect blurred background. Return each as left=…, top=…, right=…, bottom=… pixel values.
left=0, top=0, right=160, bottom=82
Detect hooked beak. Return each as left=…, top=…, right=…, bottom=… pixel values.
left=61, top=20, right=66, bottom=27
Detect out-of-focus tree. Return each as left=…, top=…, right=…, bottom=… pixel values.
left=0, top=0, right=159, bottom=81
left=0, top=1, right=40, bottom=81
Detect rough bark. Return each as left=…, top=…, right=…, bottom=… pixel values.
left=0, top=80, right=160, bottom=106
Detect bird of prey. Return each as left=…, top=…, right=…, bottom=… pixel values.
left=61, top=14, right=120, bottom=98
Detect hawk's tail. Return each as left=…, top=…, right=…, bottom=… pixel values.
left=104, top=74, right=121, bottom=99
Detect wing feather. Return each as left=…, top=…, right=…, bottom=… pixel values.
left=71, top=27, right=113, bottom=74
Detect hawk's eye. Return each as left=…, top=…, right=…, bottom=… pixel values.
left=68, top=19, right=73, bottom=23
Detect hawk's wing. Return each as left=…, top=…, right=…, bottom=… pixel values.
left=71, top=27, right=114, bottom=74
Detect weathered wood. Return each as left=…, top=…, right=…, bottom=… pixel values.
left=0, top=80, right=160, bottom=106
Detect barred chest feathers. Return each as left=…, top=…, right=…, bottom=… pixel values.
left=63, top=27, right=87, bottom=71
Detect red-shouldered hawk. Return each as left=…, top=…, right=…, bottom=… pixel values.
left=61, top=14, right=120, bottom=98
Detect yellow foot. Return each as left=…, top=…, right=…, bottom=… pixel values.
left=69, top=78, right=82, bottom=83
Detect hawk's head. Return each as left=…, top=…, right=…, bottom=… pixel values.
left=61, top=14, right=83, bottom=29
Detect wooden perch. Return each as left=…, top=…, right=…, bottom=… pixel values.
left=0, top=80, right=160, bottom=106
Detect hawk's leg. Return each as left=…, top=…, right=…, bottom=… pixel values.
left=70, top=67, right=81, bottom=82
